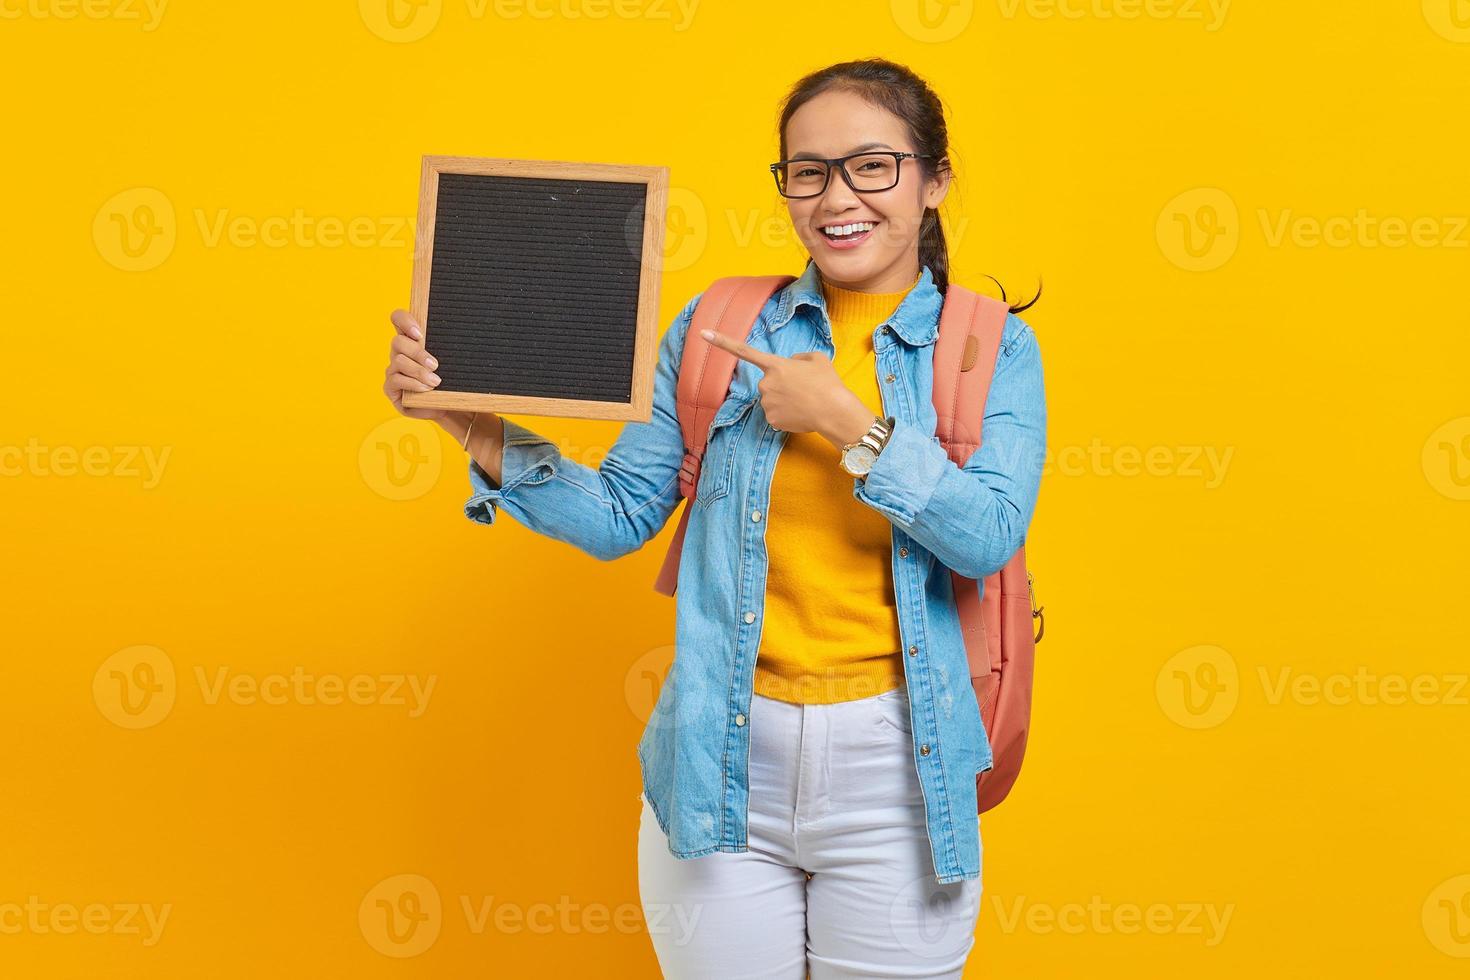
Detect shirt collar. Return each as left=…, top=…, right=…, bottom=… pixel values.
left=766, top=259, right=943, bottom=347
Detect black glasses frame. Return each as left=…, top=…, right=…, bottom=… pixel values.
left=768, top=151, right=937, bottom=199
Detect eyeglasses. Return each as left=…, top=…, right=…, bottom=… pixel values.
left=768, top=151, right=937, bottom=199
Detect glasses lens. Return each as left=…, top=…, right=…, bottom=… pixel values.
left=845, top=153, right=900, bottom=191
left=777, top=160, right=829, bottom=197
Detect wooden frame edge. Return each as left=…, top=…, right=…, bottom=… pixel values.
left=401, top=155, right=668, bottom=423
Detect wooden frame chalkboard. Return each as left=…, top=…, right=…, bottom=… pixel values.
left=401, top=155, right=668, bottom=421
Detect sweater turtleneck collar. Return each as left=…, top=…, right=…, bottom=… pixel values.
left=818, top=268, right=924, bottom=329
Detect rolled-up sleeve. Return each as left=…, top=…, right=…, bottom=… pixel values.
left=853, top=316, right=1047, bottom=581
left=458, top=291, right=703, bottom=562
left=463, top=420, right=564, bottom=527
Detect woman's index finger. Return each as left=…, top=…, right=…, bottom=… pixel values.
left=701, top=328, right=780, bottom=369
left=390, top=309, right=424, bottom=341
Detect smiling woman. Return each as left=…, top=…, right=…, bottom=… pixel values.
left=380, top=56, right=1047, bottom=980
left=769, top=61, right=1041, bottom=310
left=639, top=60, right=1045, bottom=978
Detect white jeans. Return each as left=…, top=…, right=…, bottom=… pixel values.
left=638, top=683, right=982, bottom=978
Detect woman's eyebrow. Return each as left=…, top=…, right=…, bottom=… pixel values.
left=788, top=141, right=895, bottom=160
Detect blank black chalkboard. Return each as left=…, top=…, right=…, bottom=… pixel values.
left=401, top=156, right=668, bottom=421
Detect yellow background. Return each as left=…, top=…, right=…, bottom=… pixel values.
left=3, top=1, right=1469, bottom=976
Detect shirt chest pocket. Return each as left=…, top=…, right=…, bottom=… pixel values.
left=695, top=393, right=757, bottom=507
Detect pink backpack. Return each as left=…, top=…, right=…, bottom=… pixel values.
left=652, top=275, right=1045, bottom=813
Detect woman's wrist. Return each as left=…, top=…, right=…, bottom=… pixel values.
left=464, top=412, right=506, bottom=484
left=822, top=399, right=880, bottom=451
left=437, top=410, right=474, bottom=445
left=435, top=411, right=504, bottom=480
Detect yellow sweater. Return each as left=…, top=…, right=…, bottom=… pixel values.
left=751, top=269, right=922, bottom=704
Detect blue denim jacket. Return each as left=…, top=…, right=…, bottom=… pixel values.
left=464, top=259, right=1047, bottom=884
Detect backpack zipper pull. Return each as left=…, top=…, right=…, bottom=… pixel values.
left=1028, top=571, right=1045, bottom=644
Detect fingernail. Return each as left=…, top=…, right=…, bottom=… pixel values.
left=700, top=329, right=715, bottom=340
left=427, top=356, right=438, bottom=369
left=428, top=373, right=442, bottom=385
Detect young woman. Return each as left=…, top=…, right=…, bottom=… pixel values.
left=383, top=58, right=1046, bottom=979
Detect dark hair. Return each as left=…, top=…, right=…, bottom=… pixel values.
left=775, top=57, right=1041, bottom=315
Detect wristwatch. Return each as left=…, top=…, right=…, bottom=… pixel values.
left=840, top=415, right=895, bottom=477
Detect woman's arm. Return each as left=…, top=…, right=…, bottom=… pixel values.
left=439, top=411, right=504, bottom=484
left=457, top=291, right=705, bottom=561
left=852, top=316, right=1047, bottom=580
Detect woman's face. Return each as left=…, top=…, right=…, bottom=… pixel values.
left=781, top=88, right=949, bottom=294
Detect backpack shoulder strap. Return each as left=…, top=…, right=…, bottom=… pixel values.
left=653, top=274, right=795, bottom=596
left=671, top=275, right=795, bottom=493
left=933, top=284, right=1030, bottom=708
left=931, top=283, right=1011, bottom=465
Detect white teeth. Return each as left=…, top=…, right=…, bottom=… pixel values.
left=822, top=221, right=875, bottom=237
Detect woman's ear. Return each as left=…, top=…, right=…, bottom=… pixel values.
left=923, top=159, right=951, bottom=209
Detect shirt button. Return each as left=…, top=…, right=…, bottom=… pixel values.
left=898, top=547, right=908, bottom=558
left=881, top=326, right=891, bottom=334
left=751, top=509, right=761, bottom=522
left=920, top=744, right=931, bottom=756
left=885, top=373, right=896, bottom=383
left=908, top=644, right=918, bottom=656
left=735, top=713, right=746, bottom=726
left=744, top=611, right=756, bottom=624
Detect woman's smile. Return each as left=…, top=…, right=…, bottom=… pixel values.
left=818, top=218, right=880, bottom=249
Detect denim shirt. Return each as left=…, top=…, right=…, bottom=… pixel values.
left=464, top=260, right=1047, bottom=884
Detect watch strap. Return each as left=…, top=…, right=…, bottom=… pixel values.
left=846, top=415, right=892, bottom=454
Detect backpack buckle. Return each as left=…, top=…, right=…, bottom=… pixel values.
left=677, top=451, right=702, bottom=499
left=1028, top=570, right=1045, bottom=644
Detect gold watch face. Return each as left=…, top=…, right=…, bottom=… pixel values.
left=842, top=444, right=877, bottom=475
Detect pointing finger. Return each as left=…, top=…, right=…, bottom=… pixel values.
left=700, top=328, right=780, bottom=370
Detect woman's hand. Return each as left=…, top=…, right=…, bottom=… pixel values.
left=698, top=328, right=873, bottom=449
left=384, top=309, right=454, bottom=423
left=383, top=309, right=506, bottom=481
